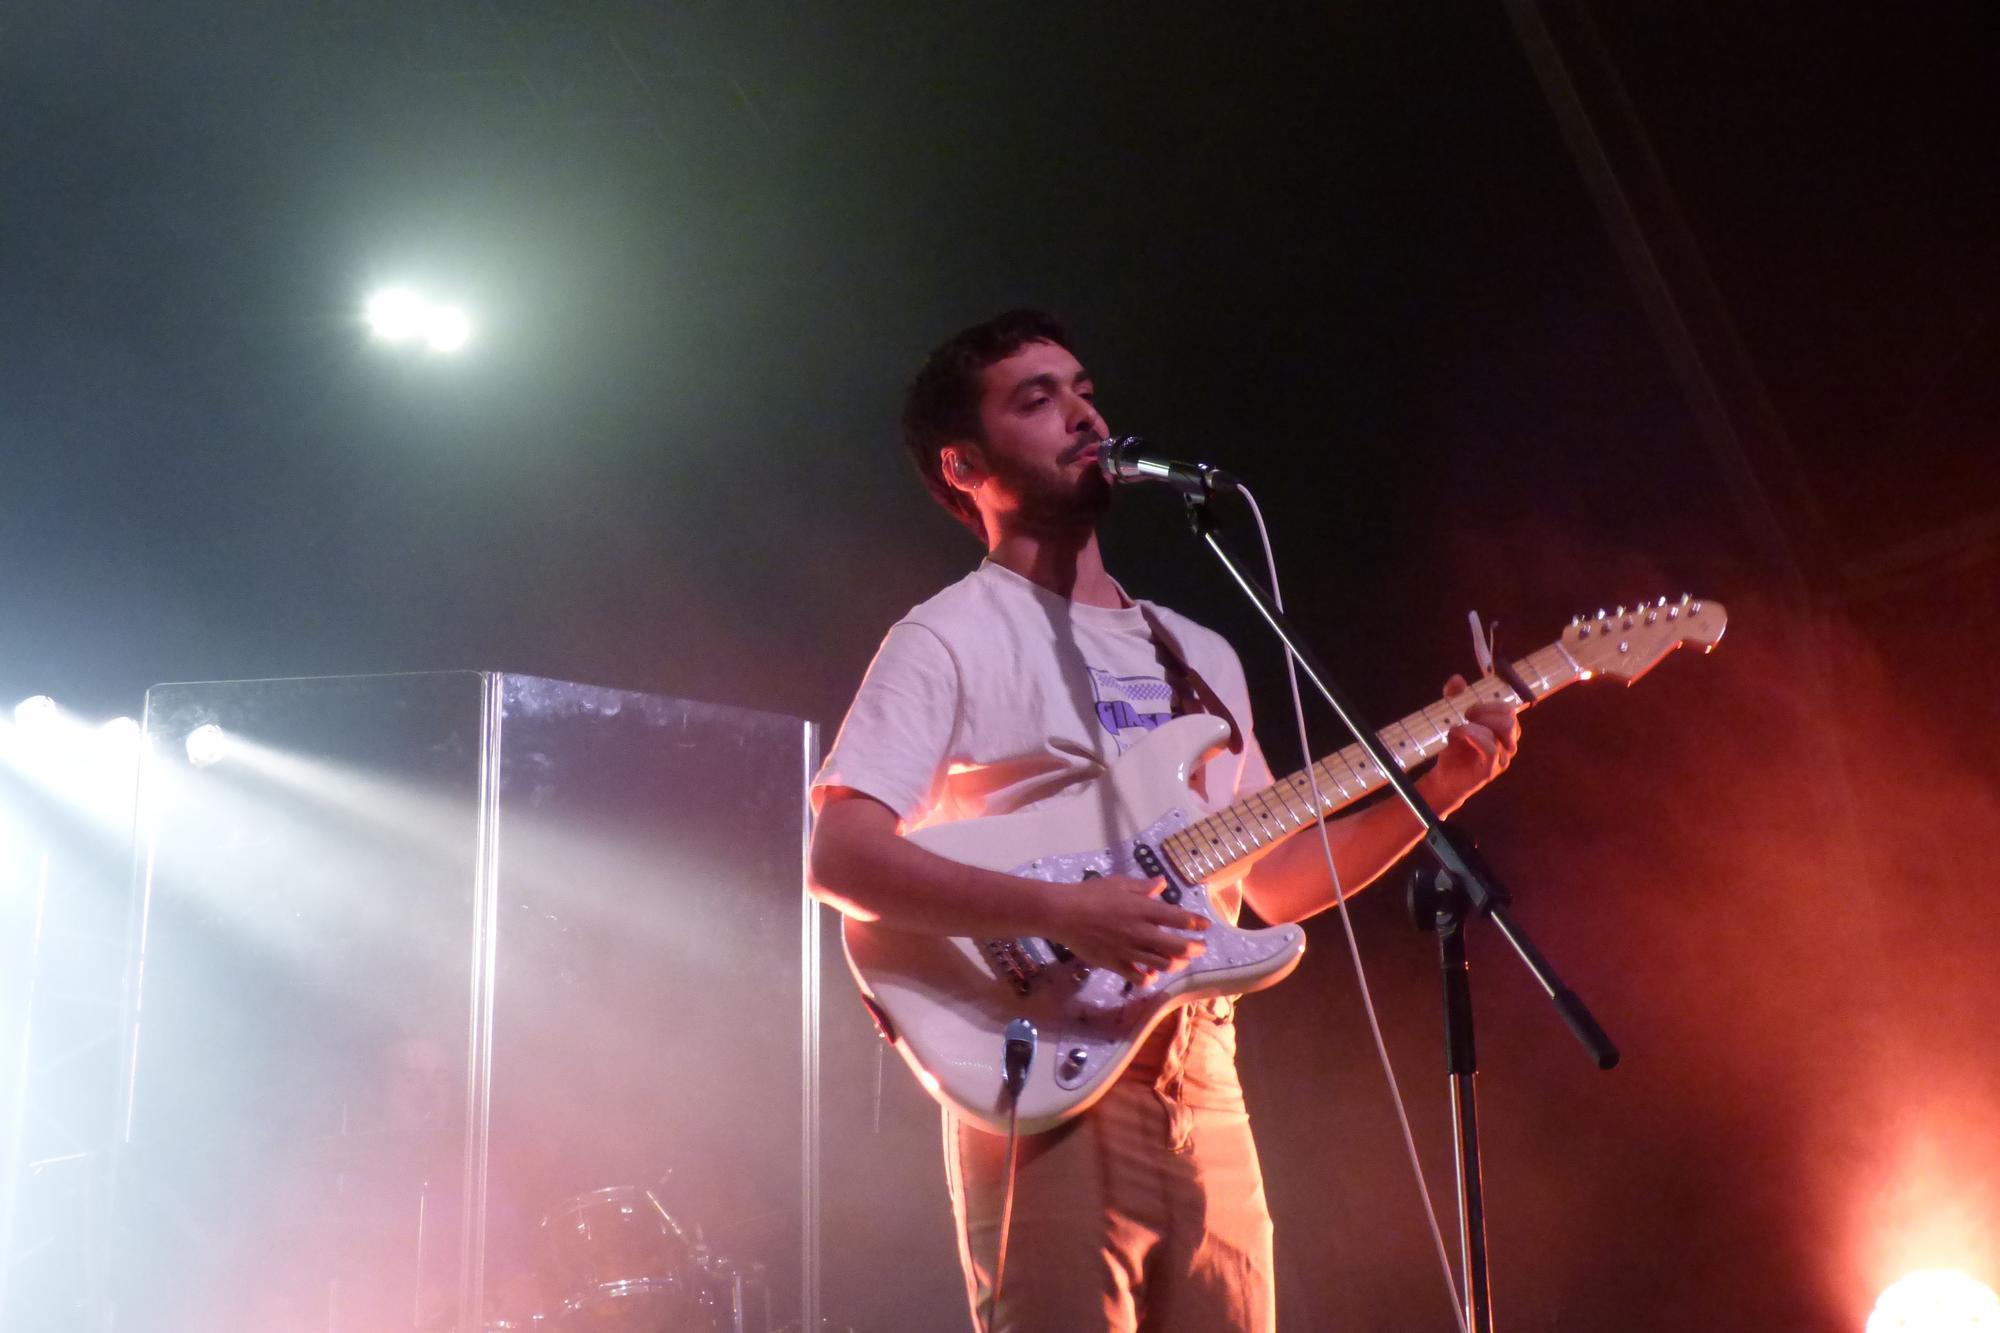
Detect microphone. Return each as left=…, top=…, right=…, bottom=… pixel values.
left=1002, top=1017, right=1037, bottom=1097
left=1096, top=436, right=1238, bottom=496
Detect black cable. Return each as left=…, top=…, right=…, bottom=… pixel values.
left=982, top=1020, right=1034, bottom=1333
left=981, top=1093, right=1023, bottom=1333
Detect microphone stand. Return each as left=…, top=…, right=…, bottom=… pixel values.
left=1178, top=490, right=1619, bottom=1333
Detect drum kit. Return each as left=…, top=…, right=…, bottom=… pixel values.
left=273, top=1132, right=772, bottom=1332
left=527, top=1184, right=763, bottom=1333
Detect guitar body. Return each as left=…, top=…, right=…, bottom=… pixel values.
left=842, top=714, right=1308, bottom=1136
left=839, top=595, right=1727, bottom=1137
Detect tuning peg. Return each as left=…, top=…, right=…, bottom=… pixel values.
left=1679, top=592, right=1691, bottom=603
left=1596, top=608, right=1608, bottom=620
left=1656, top=596, right=1667, bottom=607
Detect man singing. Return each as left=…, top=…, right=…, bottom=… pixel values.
left=809, top=309, right=1520, bottom=1331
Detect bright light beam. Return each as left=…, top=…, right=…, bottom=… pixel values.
left=185, top=724, right=229, bottom=769
left=1867, top=1269, right=2000, bottom=1332
left=14, top=695, right=58, bottom=732
left=1, top=704, right=144, bottom=832
left=365, top=287, right=474, bottom=354
left=364, top=288, right=427, bottom=343
left=423, top=305, right=472, bottom=354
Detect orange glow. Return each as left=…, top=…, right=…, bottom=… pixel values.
left=1866, top=1270, right=1999, bottom=1332
left=1845, top=1107, right=2000, bottom=1322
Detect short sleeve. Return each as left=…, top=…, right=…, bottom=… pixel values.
left=813, top=622, right=961, bottom=826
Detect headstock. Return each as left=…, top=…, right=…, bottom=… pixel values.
left=1560, top=594, right=1727, bottom=683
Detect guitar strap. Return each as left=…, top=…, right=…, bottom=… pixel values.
left=1135, top=601, right=1245, bottom=756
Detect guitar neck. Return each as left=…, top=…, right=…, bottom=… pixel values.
left=1158, top=642, right=1584, bottom=883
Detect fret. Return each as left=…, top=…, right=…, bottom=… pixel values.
left=1251, top=790, right=1293, bottom=836
left=1389, top=719, right=1423, bottom=765
left=1520, top=647, right=1573, bottom=697
left=1244, top=792, right=1278, bottom=838
left=1235, top=797, right=1266, bottom=841
left=1337, top=748, right=1375, bottom=787
left=1272, top=778, right=1316, bottom=824
left=1353, top=744, right=1391, bottom=780
left=1328, top=756, right=1360, bottom=800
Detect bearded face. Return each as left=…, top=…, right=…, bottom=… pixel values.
left=980, top=439, right=1113, bottom=535
left=965, top=340, right=1114, bottom=541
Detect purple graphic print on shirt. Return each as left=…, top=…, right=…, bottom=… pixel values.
left=1088, top=666, right=1179, bottom=749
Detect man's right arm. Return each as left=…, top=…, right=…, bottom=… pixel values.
left=809, top=787, right=1208, bottom=983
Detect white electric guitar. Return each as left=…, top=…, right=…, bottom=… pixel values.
left=843, top=596, right=1727, bottom=1134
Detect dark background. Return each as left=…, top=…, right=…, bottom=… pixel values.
left=4, top=3, right=1996, bottom=1329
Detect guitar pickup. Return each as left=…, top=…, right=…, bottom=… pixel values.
left=1016, top=937, right=1066, bottom=970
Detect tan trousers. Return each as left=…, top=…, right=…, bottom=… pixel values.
left=944, top=1004, right=1276, bottom=1332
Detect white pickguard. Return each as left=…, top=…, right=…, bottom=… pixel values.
left=841, top=714, right=1307, bottom=1136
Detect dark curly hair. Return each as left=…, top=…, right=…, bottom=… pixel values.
left=901, top=308, right=1077, bottom=540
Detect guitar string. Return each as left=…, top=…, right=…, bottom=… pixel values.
left=1169, top=657, right=1550, bottom=882
left=1235, top=482, right=1472, bottom=1333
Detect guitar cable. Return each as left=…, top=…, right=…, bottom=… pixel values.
left=1235, top=482, right=1473, bottom=1333
left=982, top=1095, right=1023, bottom=1333
left=981, top=1018, right=1036, bottom=1333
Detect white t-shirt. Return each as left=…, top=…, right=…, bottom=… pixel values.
left=815, top=561, right=1275, bottom=912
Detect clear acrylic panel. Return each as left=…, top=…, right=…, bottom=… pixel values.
left=113, top=673, right=814, bottom=1333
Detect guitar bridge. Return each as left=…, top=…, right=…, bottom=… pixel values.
left=982, top=937, right=1041, bottom=994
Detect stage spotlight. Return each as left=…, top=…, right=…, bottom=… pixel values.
left=1867, top=1269, right=2000, bottom=1332
left=365, top=287, right=474, bottom=354
left=14, top=695, right=58, bottom=729
left=185, top=724, right=229, bottom=768
left=98, top=716, right=142, bottom=762
left=365, top=288, right=427, bottom=343
left=424, top=305, right=472, bottom=354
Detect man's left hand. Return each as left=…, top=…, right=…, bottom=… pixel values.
left=1419, top=674, right=1522, bottom=815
